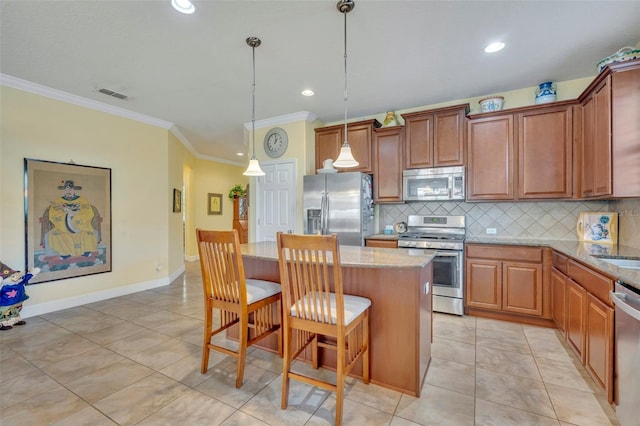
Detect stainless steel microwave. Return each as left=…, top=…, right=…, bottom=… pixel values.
left=403, top=166, right=465, bottom=201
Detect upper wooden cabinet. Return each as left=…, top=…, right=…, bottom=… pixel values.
left=373, top=126, right=404, bottom=203
left=314, top=119, right=381, bottom=173
left=402, top=104, right=469, bottom=169
left=578, top=59, right=640, bottom=198
left=518, top=106, right=573, bottom=199
left=467, top=114, right=515, bottom=200
left=467, top=102, right=575, bottom=201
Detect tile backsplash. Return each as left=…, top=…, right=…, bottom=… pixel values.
left=379, top=200, right=610, bottom=241
left=610, top=198, right=640, bottom=249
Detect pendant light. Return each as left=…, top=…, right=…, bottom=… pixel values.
left=333, top=0, right=358, bottom=168
left=243, top=36, right=266, bottom=176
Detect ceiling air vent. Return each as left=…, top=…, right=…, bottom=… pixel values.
left=98, top=88, right=128, bottom=100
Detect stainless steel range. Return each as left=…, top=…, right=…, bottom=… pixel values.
left=398, top=215, right=465, bottom=315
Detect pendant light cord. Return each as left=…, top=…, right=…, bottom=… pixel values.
left=343, top=9, right=348, bottom=146
left=251, top=43, right=257, bottom=158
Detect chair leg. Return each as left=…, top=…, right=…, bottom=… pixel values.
left=236, top=318, right=249, bottom=388
left=201, top=306, right=212, bottom=374
left=363, top=310, right=370, bottom=384
left=311, top=333, right=319, bottom=369
left=335, top=335, right=346, bottom=426
left=281, top=325, right=292, bottom=409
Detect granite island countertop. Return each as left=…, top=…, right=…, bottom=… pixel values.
left=241, top=241, right=433, bottom=269
left=466, top=237, right=640, bottom=291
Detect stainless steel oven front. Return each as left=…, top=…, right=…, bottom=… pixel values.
left=409, top=247, right=464, bottom=315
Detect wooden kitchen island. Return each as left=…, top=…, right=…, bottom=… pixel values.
left=239, top=242, right=434, bottom=397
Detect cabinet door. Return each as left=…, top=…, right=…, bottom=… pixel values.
left=592, top=77, right=612, bottom=196
left=373, top=127, right=404, bottom=203
left=502, top=261, right=543, bottom=316
left=581, top=96, right=595, bottom=197
left=346, top=122, right=374, bottom=173
left=566, top=278, right=587, bottom=362
left=467, top=115, right=515, bottom=200
left=434, top=109, right=465, bottom=167
left=465, top=259, right=501, bottom=310
left=315, top=127, right=342, bottom=171
left=404, top=113, right=434, bottom=169
left=551, top=267, right=567, bottom=334
left=585, top=293, right=614, bottom=401
left=518, top=106, right=572, bottom=199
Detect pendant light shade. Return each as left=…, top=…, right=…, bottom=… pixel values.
left=333, top=0, right=358, bottom=169
left=243, top=36, right=265, bottom=177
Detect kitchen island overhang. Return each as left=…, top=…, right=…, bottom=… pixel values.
left=239, top=242, right=435, bottom=397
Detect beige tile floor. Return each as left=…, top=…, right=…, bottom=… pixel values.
left=0, top=261, right=620, bottom=425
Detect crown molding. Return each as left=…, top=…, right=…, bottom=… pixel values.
left=0, top=73, right=173, bottom=129
left=244, top=111, right=318, bottom=131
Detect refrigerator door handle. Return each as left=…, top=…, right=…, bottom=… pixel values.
left=321, top=192, right=328, bottom=235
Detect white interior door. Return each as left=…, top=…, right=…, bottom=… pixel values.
left=256, top=160, right=296, bottom=242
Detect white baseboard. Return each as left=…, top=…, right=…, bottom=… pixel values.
left=21, top=264, right=186, bottom=318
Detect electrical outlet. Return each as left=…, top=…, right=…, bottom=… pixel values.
left=155, top=261, right=162, bottom=272
left=486, top=228, right=497, bottom=234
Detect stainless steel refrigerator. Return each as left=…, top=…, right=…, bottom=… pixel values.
left=303, top=172, right=375, bottom=246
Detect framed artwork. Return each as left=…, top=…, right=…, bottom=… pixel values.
left=173, top=188, right=182, bottom=213
left=24, top=158, right=112, bottom=284
left=576, top=212, right=618, bottom=244
left=208, top=193, right=222, bottom=215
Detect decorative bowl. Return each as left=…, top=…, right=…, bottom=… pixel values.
left=597, top=46, right=640, bottom=73
left=479, top=96, right=504, bottom=113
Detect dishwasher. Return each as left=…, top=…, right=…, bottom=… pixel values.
left=611, top=280, right=640, bottom=426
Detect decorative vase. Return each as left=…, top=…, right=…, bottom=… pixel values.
left=535, top=81, right=557, bottom=104
left=382, top=111, right=398, bottom=127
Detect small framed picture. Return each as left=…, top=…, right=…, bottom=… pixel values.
left=173, top=188, right=182, bottom=213
left=208, top=193, right=222, bottom=215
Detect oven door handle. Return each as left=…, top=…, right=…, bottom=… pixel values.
left=434, top=251, right=461, bottom=257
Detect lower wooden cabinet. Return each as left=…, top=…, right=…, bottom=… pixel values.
left=551, top=267, right=567, bottom=334
left=551, top=251, right=614, bottom=403
left=565, top=277, right=587, bottom=361
left=365, top=238, right=398, bottom=248
left=465, top=244, right=547, bottom=323
left=585, top=293, right=614, bottom=394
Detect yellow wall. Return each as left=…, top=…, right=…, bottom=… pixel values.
left=193, top=158, right=247, bottom=249
left=1, top=85, right=172, bottom=309
left=0, top=85, right=248, bottom=315
left=326, top=77, right=595, bottom=127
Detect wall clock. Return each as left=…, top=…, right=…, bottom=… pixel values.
left=264, top=127, right=288, bottom=158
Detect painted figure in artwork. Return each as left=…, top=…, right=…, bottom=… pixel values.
left=47, top=180, right=98, bottom=259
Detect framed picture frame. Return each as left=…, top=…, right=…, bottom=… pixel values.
left=173, top=188, right=182, bottom=213
left=207, top=193, right=223, bottom=215
left=24, top=158, right=112, bottom=284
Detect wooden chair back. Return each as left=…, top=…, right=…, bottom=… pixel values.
left=197, top=229, right=248, bottom=309
left=276, top=232, right=345, bottom=328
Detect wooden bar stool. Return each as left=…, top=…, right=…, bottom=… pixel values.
left=196, top=229, right=282, bottom=388
left=276, top=232, right=370, bottom=426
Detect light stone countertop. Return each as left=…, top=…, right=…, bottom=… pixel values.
left=241, top=241, right=433, bottom=269
left=466, top=237, right=640, bottom=291
left=366, top=233, right=401, bottom=241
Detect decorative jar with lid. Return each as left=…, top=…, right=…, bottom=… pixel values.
left=535, top=82, right=557, bottom=104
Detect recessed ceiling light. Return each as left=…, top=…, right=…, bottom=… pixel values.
left=484, top=42, right=505, bottom=53
left=301, top=89, right=315, bottom=97
left=236, top=152, right=244, bottom=156
left=171, top=0, right=195, bottom=14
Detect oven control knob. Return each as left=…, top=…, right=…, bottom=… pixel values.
left=410, top=241, right=417, bottom=247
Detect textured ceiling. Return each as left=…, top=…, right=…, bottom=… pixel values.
left=2, top=1, right=639, bottom=164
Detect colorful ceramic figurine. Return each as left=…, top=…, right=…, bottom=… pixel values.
left=0, top=261, right=39, bottom=330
